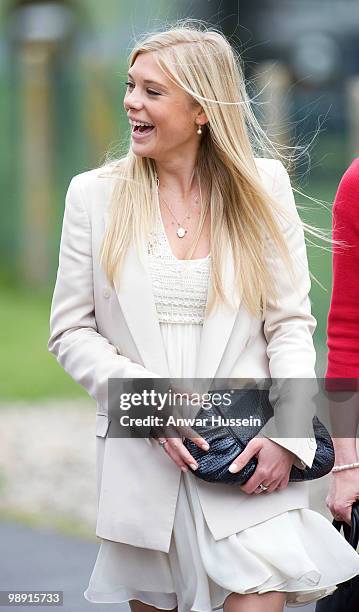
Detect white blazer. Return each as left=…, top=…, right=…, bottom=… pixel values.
left=48, top=157, right=318, bottom=553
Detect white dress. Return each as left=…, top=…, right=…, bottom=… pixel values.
left=84, top=211, right=359, bottom=610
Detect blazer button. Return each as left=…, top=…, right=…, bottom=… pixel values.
left=103, top=288, right=111, bottom=299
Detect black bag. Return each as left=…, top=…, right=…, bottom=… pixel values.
left=183, top=387, right=334, bottom=485
left=315, top=503, right=359, bottom=612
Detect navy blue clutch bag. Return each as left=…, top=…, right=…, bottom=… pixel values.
left=183, top=388, right=334, bottom=485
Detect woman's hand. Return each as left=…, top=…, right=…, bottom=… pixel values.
left=158, top=434, right=209, bottom=472
left=228, top=437, right=295, bottom=494
left=154, top=385, right=210, bottom=472
left=326, top=470, right=359, bottom=525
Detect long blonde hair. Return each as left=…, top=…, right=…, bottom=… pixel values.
left=100, top=20, right=302, bottom=318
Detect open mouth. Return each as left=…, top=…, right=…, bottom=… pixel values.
left=132, top=124, right=155, bottom=136
left=130, top=119, right=156, bottom=142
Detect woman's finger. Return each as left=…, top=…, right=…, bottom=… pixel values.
left=265, top=478, right=282, bottom=494
left=326, top=498, right=353, bottom=525
left=164, top=411, right=210, bottom=451
left=156, top=419, right=206, bottom=471
left=191, top=436, right=210, bottom=451
left=175, top=441, right=201, bottom=470
left=240, top=467, right=268, bottom=495
left=253, top=484, right=270, bottom=495
left=159, top=437, right=199, bottom=472
left=160, top=438, right=190, bottom=471
left=251, top=477, right=282, bottom=495
left=276, top=475, right=290, bottom=491
left=162, top=420, right=209, bottom=454
left=167, top=442, right=189, bottom=472
left=228, top=438, right=262, bottom=474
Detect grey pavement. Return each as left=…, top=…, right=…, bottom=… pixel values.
left=0, top=521, right=315, bottom=612
left=0, top=521, right=125, bottom=612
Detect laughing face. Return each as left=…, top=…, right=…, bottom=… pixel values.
left=124, top=51, right=206, bottom=162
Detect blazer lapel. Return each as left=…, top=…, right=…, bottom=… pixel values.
left=104, top=209, right=169, bottom=378
left=195, top=245, right=239, bottom=379
left=113, top=242, right=170, bottom=377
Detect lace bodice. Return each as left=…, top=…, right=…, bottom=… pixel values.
left=147, top=212, right=211, bottom=324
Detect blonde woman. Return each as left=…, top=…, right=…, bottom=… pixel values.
left=48, top=21, right=359, bottom=612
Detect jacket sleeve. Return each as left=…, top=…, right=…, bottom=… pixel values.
left=48, top=175, right=161, bottom=415
left=260, top=160, right=318, bottom=468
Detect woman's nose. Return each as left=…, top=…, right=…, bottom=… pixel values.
left=124, top=91, right=143, bottom=111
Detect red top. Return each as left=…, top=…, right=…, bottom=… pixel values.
left=326, top=158, right=359, bottom=387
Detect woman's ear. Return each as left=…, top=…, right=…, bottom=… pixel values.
left=196, top=107, right=209, bottom=126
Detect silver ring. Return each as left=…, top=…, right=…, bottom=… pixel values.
left=258, top=483, right=269, bottom=492
left=158, top=439, right=168, bottom=448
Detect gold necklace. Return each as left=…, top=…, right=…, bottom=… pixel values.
left=155, top=175, right=201, bottom=239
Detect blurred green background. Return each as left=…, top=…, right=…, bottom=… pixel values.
left=1, top=0, right=359, bottom=401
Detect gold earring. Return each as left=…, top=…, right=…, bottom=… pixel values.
left=196, top=124, right=202, bottom=135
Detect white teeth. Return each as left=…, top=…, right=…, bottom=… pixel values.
left=129, top=119, right=154, bottom=127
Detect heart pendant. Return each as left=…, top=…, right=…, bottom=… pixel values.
left=177, top=227, right=186, bottom=238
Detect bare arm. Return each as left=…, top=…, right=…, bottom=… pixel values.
left=326, top=394, right=359, bottom=524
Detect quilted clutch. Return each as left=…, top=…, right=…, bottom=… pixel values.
left=183, top=387, right=334, bottom=485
